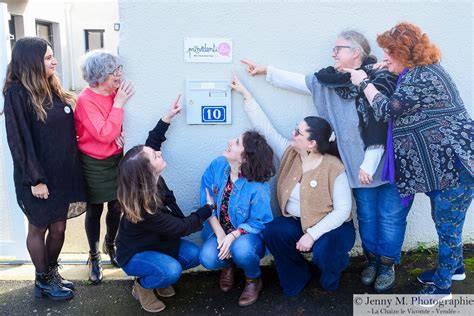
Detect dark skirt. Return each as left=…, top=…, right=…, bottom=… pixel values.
left=80, top=152, right=122, bottom=204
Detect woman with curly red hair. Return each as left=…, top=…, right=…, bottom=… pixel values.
left=344, top=22, right=473, bottom=299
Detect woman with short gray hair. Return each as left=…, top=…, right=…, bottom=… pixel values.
left=81, top=51, right=121, bottom=88
left=241, top=30, right=412, bottom=293
left=74, top=50, right=134, bottom=284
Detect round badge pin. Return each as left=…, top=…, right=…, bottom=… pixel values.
left=64, top=106, right=71, bottom=114
left=310, top=180, right=318, bottom=188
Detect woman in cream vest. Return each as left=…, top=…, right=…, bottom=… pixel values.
left=230, top=76, right=355, bottom=296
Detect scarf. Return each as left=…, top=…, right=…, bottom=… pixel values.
left=314, top=56, right=397, bottom=149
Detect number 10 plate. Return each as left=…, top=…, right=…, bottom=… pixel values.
left=201, top=106, right=226, bottom=123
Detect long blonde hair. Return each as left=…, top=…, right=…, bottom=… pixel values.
left=2, top=37, right=75, bottom=122
left=117, top=145, right=163, bottom=224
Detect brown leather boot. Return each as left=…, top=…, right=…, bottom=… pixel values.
left=238, top=277, right=262, bottom=306
left=219, top=266, right=235, bottom=292
left=132, top=279, right=166, bottom=313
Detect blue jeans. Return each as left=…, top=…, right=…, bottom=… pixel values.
left=199, top=233, right=265, bottom=278
left=263, top=216, right=355, bottom=296
left=354, top=183, right=412, bottom=263
left=122, top=239, right=200, bottom=289
left=428, top=166, right=474, bottom=289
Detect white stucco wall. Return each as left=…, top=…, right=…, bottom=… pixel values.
left=124, top=0, right=473, bottom=251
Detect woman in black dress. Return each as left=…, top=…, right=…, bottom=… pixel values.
left=2, top=37, right=87, bottom=300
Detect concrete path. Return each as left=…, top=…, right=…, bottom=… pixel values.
left=1, top=249, right=473, bottom=315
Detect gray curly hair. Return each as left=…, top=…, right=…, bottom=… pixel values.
left=81, top=50, right=120, bottom=87
left=338, top=30, right=371, bottom=61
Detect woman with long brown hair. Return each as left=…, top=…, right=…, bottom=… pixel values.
left=115, top=97, right=214, bottom=313
left=2, top=37, right=87, bottom=300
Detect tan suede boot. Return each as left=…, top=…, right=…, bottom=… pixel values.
left=132, top=279, right=166, bottom=312
left=156, top=285, right=175, bottom=298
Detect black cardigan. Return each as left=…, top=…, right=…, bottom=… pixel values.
left=116, top=119, right=211, bottom=267
left=3, top=82, right=87, bottom=227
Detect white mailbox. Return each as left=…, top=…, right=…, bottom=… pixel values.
left=186, top=79, right=231, bottom=125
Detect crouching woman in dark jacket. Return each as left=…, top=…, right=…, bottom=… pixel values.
left=115, top=96, right=214, bottom=313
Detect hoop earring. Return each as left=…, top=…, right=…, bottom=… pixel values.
left=307, top=150, right=311, bottom=156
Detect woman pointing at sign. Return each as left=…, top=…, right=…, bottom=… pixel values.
left=229, top=75, right=354, bottom=296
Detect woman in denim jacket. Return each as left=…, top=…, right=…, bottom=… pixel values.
left=199, top=131, right=275, bottom=307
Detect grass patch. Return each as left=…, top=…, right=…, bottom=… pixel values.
left=400, top=242, right=438, bottom=267
left=415, top=242, right=438, bottom=254
left=465, top=257, right=474, bottom=272
left=409, top=268, right=423, bottom=277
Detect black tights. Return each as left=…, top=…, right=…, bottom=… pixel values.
left=85, top=200, right=121, bottom=254
left=27, top=220, right=67, bottom=273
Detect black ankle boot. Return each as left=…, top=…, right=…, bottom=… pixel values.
left=34, top=271, right=74, bottom=300
left=102, top=240, right=119, bottom=268
left=48, top=261, right=74, bottom=290
left=88, top=252, right=103, bottom=285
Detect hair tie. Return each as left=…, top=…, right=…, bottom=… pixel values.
left=328, top=131, right=336, bottom=142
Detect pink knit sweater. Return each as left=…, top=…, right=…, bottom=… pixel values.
left=74, top=87, right=123, bottom=159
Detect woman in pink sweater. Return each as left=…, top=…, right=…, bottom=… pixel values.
left=74, top=50, right=134, bottom=284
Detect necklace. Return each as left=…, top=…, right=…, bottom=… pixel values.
left=301, top=154, right=323, bottom=173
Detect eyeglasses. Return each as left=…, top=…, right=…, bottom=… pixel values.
left=332, top=45, right=352, bottom=54
left=294, top=126, right=304, bottom=137
left=389, top=26, right=411, bottom=38
left=109, top=64, right=123, bottom=76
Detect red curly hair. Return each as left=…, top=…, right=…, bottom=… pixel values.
left=377, top=22, right=441, bottom=68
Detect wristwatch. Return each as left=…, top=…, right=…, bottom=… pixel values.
left=359, top=78, right=371, bottom=92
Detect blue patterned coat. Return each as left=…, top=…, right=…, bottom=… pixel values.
left=370, top=64, right=473, bottom=197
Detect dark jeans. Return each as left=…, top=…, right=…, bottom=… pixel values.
left=263, top=216, right=355, bottom=296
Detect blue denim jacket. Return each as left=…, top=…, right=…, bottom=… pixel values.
left=200, top=156, right=273, bottom=238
